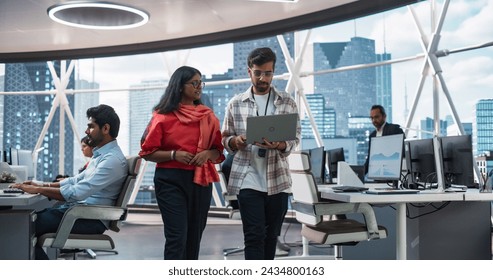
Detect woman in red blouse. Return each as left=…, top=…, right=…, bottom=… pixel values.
left=139, top=66, right=225, bottom=260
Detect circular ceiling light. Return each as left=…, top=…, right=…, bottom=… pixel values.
left=47, top=2, right=149, bottom=30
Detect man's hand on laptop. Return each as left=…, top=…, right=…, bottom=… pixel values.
left=256, top=138, right=286, bottom=151
left=231, top=135, right=247, bottom=151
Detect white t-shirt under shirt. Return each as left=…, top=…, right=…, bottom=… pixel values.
left=241, top=91, right=275, bottom=193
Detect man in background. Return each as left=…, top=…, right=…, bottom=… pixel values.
left=364, top=104, right=404, bottom=174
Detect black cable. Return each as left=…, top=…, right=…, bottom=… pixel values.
left=406, top=201, right=451, bottom=219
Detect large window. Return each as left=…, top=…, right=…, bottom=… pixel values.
left=1, top=0, right=492, bottom=203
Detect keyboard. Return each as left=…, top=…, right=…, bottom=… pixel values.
left=0, top=189, right=24, bottom=197
left=3, top=188, right=24, bottom=194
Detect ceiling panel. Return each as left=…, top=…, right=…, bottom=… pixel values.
left=0, top=0, right=421, bottom=62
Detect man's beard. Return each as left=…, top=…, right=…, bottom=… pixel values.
left=254, top=81, right=270, bottom=94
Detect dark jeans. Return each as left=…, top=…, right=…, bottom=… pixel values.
left=35, top=204, right=106, bottom=260
left=238, top=189, right=288, bottom=260
left=154, top=168, right=212, bottom=260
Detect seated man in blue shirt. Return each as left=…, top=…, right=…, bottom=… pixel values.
left=13, top=104, right=128, bottom=259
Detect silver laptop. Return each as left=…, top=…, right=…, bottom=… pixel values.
left=246, top=113, right=298, bottom=144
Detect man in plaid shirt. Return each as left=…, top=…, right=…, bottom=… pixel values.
left=221, top=47, right=300, bottom=260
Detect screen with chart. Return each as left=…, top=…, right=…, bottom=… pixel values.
left=367, top=134, right=404, bottom=181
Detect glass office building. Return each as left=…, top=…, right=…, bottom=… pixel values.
left=475, top=99, right=493, bottom=155
left=233, top=33, right=294, bottom=94
left=3, top=62, right=75, bottom=181
left=314, top=37, right=390, bottom=137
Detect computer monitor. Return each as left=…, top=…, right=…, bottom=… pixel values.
left=302, top=146, right=325, bottom=184
left=367, top=134, right=404, bottom=182
left=17, top=149, right=35, bottom=180
left=9, top=148, right=19, bottom=166
left=325, top=147, right=345, bottom=184
left=405, top=138, right=437, bottom=185
left=440, top=135, right=475, bottom=187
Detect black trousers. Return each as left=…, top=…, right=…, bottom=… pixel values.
left=238, top=189, right=288, bottom=260
left=154, top=168, right=212, bottom=260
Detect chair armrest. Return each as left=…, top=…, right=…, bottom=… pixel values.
left=51, top=205, right=126, bottom=248
left=294, top=201, right=381, bottom=240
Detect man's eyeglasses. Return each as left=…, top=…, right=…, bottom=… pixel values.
left=249, top=69, right=274, bottom=78
left=185, top=80, right=205, bottom=89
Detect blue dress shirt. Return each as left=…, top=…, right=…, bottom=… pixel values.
left=60, top=140, right=127, bottom=206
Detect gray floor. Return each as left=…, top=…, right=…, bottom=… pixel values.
left=59, top=209, right=334, bottom=260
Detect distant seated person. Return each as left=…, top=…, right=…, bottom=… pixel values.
left=79, top=135, right=96, bottom=173
left=11, top=104, right=128, bottom=259
left=364, top=104, right=404, bottom=174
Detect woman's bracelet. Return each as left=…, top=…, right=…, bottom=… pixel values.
left=171, top=150, right=176, bottom=160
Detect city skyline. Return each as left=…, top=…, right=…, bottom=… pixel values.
left=1, top=1, right=492, bottom=156
left=67, top=0, right=493, bottom=131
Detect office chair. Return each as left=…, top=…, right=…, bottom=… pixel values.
left=281, top=151, right=387, bottom=260
left=37, top=156, right=142, bottom=259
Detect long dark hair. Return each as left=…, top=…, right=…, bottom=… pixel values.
left=153, top=66, right=203, bottom=114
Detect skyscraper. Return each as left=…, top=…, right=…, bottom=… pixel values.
left=233, top=33, right=294, bottom=94
left=376, top=53, right=392, bottom=123
left=128, top=79, right=167, bottom=191
left=73, top=79, right=99, bottom=175
left=4, top=62, right=74, bottom=181
left=301, top=93, right=336, bottom=139
left=474, top=99, right=493, bottom=155
left=348, top=116, right=374, bottom=165
left=314, top=37, right=378, bottom=137
left=420, top=117, right=447, bottom=139
left=202, top=69, right=234, bottom=128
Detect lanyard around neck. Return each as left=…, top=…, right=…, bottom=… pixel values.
left=253, top=90, right=271, bottom=116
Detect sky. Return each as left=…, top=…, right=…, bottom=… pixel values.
left=2, top=0, right=493, bottom=150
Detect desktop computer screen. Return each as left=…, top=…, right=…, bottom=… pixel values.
left=440, top=135, right=475, bottom=187
left=9, top=148, right=19, bottom=166
left=17, top=149, right=35, bottom=180
left=405, top=138, right=437, bottom=185
left=367, top=134, right=404, bottom=181
left=325, top=147, right=345, bottom=184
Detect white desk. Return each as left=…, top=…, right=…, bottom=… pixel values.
left=0, top=194, right=48, bottom=259
left=319, top=185, right=476, bottom=260
left=0, top=193, right=47, bottom=208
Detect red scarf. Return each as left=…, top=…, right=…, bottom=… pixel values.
left=173, top=104, right=219, bottom=186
